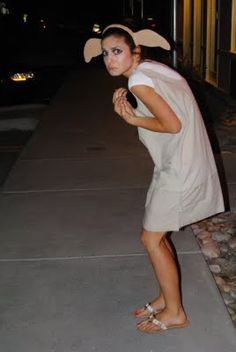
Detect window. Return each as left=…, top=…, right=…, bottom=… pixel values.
left=183, top=0, right=193, bottom=66
left=231, top=0, right=236, bottom=52
left=206, top=0, right=218, bottom=84
left=193, top=0, right=203, bottom=71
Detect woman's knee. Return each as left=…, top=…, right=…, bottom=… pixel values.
left=140, top=229, right=166, bottom=251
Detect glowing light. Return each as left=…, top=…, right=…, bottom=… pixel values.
left=0, top=2, right=9, bottom=15
left=92, top=23, right=101, bottom=34
left=40, top=18, right=47, bottom=29
left=23, top=14, right=28, bottom=23
left=10, top=72, right=35, bottom=82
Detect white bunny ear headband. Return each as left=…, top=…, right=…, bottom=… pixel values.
left=83, top=23, right=171, bottom=63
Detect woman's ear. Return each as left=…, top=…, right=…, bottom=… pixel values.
left=133, top=45, right=141, bottom=55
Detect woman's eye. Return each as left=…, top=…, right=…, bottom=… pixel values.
left=102, top=49, right=109, bottom=57
left=113, top=48, right=123, bottom=55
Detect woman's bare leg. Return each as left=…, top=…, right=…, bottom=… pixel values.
left=134, top=236, right=174, bottom=317
left=137, top=229, right=188, bottom=332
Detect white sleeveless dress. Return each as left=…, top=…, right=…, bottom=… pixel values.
left=128, top=61, right=225, bottom=231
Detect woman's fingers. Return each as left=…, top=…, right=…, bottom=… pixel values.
left=114, top=97, right=134, bottom=122
left=114, top=96, right=127, bottom=111
left=113, top=88, right=128, bottom=103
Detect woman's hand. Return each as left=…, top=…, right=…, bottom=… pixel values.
left=113, top=88, right=136, bottom=124
left=112, top=88, right=128, bottom=104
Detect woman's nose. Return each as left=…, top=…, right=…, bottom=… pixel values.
left=107, top=53, right=115, bottom=63
left=106, top=55, right=112, bottom=64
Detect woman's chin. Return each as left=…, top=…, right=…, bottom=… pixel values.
left=110, top=73, right=120, bottom=77
left=108, top=69, right=120, bottom=76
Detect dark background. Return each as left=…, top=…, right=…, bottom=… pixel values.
left=0, top=0, right=171, bottom=185
left=0, top=0, right=173, bottom=106
left=1, top=0, right=173, bottom=56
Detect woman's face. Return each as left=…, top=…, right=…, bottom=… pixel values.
left=101, top=35, right=138, bottom=77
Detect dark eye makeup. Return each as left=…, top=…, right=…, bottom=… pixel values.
left=102, top=47, right=123, bottom=57
left=112, top=48, right=123, bottom=55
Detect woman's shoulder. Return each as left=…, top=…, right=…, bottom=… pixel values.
left=138, top=61, right=183, bottom=81
left=128, top=60, right=186, bottom=90
left=128, top=63, right=155, bottom=89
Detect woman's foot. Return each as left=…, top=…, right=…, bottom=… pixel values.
left=134, top=298, right=165, bottom=318
left=137, top=308, right=189, bottom=334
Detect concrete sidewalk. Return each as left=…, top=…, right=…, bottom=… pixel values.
left=0, top=66, right=235, bottom=352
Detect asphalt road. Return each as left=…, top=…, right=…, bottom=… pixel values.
left=0, top=65, right=72, bottom=187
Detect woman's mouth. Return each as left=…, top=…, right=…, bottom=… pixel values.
left=108, top=67, right=116, bottom=71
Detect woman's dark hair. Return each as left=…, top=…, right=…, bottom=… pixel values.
left=101, top=27, right=136, bottom=53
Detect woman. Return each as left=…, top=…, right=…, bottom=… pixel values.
left=83, top=24, right=225, bottom=334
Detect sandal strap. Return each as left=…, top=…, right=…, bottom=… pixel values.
left=144, top=302, right=155, bottom=314
left=151, top=317, right=167, bottom=330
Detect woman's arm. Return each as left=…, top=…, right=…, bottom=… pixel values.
left=113, top=85, right=182, bottom=134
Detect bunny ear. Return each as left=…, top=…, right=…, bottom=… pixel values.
left=83, top=38, right=102, bottom=63
left=134, top=29, right=171, bottom=50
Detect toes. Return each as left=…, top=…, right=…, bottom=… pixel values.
left=134, top=308, right=143, bottom=315
left=134, top=307, right=149, bottom=317
left=137, top=320, right=161, bottom=333
left=137, top=320, right=148, bottom=329
left=134, top=309, right=145, bottom=317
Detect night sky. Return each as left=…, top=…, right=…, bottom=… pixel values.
left=6, top=0, right=172, bottom=35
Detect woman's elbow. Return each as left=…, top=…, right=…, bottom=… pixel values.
left=172, top=122, right=182, bottom=133
left=169, top=120, right=182, bottom=134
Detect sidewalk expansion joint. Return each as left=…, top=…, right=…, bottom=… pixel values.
left=0, top=250, right=201, bottom=263
left=21, top=155, right=150, bottom=162
left=1, top=186, right=149, bottom=194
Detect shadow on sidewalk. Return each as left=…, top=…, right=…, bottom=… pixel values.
left=187, top=79, right=231, bottom=212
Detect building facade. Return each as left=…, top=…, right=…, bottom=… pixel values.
left=177, top=0, right=236, bottom=98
